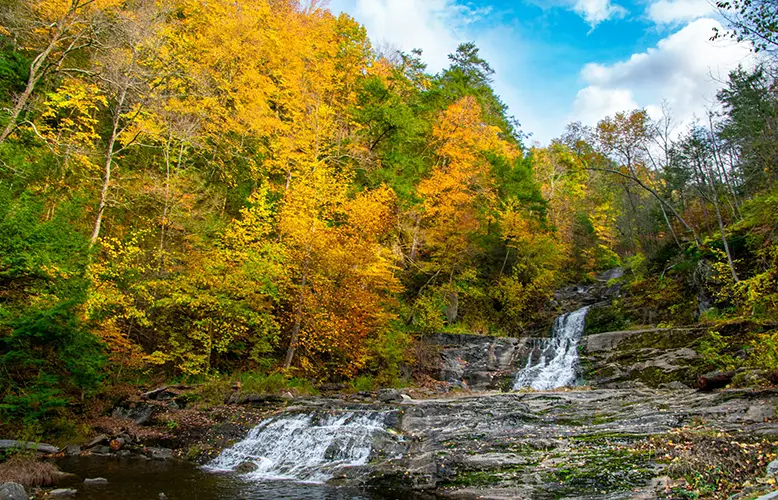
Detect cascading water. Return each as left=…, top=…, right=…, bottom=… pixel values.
left=206, top=410, right=401, bottom=483
left=513, top=306, right=590, bottom=391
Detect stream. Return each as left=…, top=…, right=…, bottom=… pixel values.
left=55, top=456, right=419, bottom=500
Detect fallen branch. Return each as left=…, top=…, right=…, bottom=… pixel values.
left=697, top=371, right=735, bottom=391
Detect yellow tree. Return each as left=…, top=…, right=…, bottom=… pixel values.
left=0, top=0, right=121, bottom=143
left=417, top=95, right=517, bottom=323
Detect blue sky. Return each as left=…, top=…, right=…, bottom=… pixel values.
left=327, top=0, right=756, bottom=145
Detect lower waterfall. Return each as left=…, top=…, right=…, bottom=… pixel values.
left=206, top=410, right=400, bottom=483
left=513, top=306, right=590, bottom=391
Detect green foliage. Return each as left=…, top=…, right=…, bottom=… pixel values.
left=0, top=189, right=105, bottom=421
left=351, top=375, right=376, bottom=392
left=0, top=40, right=29, bottom=106
left=366, top=325, right=413, bottom=384
left=749, top=329, right=778, bottom=371
left=697, top=330, right=742, bottom=372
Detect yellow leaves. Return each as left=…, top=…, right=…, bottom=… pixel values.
left=432, top=96, right=517, bottom=163
left=346, top=184, right=397, bottom=239
left=40, top=78, right=106, bottom=147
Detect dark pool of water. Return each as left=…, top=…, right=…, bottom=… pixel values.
left=55, top=457, right=426, bottom=500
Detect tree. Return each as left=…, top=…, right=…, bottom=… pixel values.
left=713, top=0, right=778, bottom=54
left=89, top=1, right=165, bottom=246
left=0, top=0, right=118, bottom=144
left=596, top=110, right=701, bottom=248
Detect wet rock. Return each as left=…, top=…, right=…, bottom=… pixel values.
left=377, top=389, right=404, bottom=403
left=62, top=445, right=81, bottom=456
left=235, top=461, right=258, bottom=473
left=84, top=477, right=108, bottom=485
left=0, top=483, right=26, bottom=500
left=90, top=445, right=112, bottom=455
left=159, top=494, right=168, bottom=500
left=767, top=459, right=778, bottom=476
left=745, top=405, right=776, bottom=422
left=226, top=393, right=285, bottom=405
left=146, top=447, right=174, bottom=460
left=425, top=333, right=525, bottom=390
left=48, top=488, right=77, bottom=496
left=659, top=381, right=690, bottom=390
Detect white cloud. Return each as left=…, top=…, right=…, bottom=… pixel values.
left=572, top=0, right=627, bottom=26
left=571, top=17, right=754, bottom=130
left=329, top=0, right=478, bottom=72
left=328, top=0, right=561, bottom=144
left=647, top=0, right=715, bottom=25
left=572, top=87, right=639, bottom=125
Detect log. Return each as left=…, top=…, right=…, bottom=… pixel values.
left=0, top=439, right=59, bottom=454
left=698, top=371, right=735, bottom=391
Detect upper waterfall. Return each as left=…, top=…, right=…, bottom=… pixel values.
left=513, top=305, right=590, bottom=391
left=206, top=410, right=401, bottom=483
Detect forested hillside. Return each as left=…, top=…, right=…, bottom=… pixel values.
left=1, top=0, right=777, bottom=429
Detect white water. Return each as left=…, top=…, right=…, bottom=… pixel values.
left=513, top=306, right=590, bottom=391
left=207, top=411, right=397, bottom=483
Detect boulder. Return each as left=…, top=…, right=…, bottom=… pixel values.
left=745, top=404, right=776, bottom=422
left=0, top=483, right=26, bottom=500
left=756, top=491, right=778, bottom=500
left=112, top=403, right=160, bottom=425
left=0, top=440, right=58, bottom=454
left=146, top=447, right=173, bottom=460
left=377, top=389, right=403, bottom=403
left=768, top=459, right=778, bottom=476
left=90, top=445, right=112, bottom=455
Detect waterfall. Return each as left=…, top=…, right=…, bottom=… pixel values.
left=513, top=306, right=590, bottom=391
left=206, top=410, right=400, bottom=483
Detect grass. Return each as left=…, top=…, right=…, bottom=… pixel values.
left=0, top=453, right=61, bottom=487
left=190, top=372, right=318, bottom=407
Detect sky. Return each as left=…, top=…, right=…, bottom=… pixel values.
left=327, top=0, right=757, bottom=145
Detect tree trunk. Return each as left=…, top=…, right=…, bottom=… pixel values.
left=703, top=159, right=739, bottom=283
left=659, top=202, right=682, bottom=250
left=90, top=84, right=128, bottom=247
left=284, top=252, right=310, bottom=370
left=0, top=32, right=62, bottom=144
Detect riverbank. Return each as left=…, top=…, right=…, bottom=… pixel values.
left=4, top=384, right=777, bottom=499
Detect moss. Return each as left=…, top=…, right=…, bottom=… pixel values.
left=585, top=303, right=631, bottom=335
left=441, top=464, right=531, bottom=487
left=554, top=413, right=617, bottom=426
left=571, top=432, right=649, bottom=443
left=542, top=449, right=655, bottom=497
left=626, top=366, right=695, bottom=387
left=618, top=328, right=702, bottom=351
